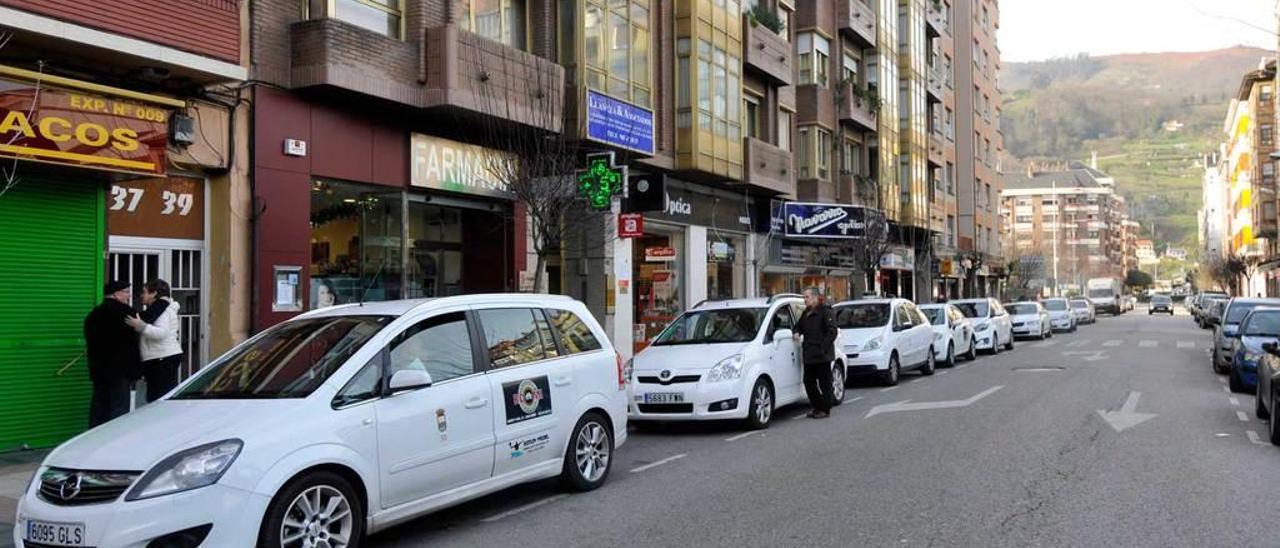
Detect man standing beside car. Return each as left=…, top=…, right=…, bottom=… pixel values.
left=797, top=288, right=839, bottom=418
left=83, top=281, right=142, bottom=427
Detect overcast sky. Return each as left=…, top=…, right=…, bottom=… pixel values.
left=1000, top=0, right=1276, bottom=62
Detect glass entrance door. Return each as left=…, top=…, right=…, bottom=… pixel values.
left=108, top=247, right=205, bottom=382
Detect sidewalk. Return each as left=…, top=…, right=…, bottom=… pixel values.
left=0, top=450, right=50, bottom=548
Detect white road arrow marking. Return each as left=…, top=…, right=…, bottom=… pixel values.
left=1096, top=391, right=1157, bottom=432
left=864, top=386, right=1004, bottom=418
left=1062, top=350, right=1108, bottom=362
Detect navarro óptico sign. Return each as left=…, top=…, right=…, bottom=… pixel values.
left=0, top=73, right=172, bottom=176
left=782, top=202, right=869, bottom=238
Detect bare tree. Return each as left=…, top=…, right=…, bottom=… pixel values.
left=462, top=36, right=609, bottom=293
left=0, top=31, right=39, bottom=200
left=851, top=209, right=891, bottom=296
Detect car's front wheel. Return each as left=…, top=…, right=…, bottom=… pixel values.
left=1229, top=366, right=1246, bottom=394
left=881, top=354, right=901, bottom=386
left=259, top=471, right=363, bottom=548
left=920, top=349, right=936, bottom=376
left=831, top=364, right=846, bottom=406
left=1258, top=384, right=1271, bottom=420
left=561, top=412, right=614, bottom=491
left=944, top=342, right=956, bottom=368
left=1005, top=333, right=1016, bottom=351
left=744, top=379, right=774, bottom=430
left=965, top=337, right=978, bottom=361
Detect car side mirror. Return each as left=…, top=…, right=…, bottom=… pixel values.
left=389, top=369, right=433, bottom=394
left=773, top=329, right=793, bottom=343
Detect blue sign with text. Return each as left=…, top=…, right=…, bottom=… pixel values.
left=586, top=90, right=655, bottom=155
left=780, top=202, right=870, bottom=238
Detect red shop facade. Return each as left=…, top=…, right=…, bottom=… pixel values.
left=251, top=87, right=522, bottom=330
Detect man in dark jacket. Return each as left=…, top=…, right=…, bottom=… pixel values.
left=84, top=281, right=141, bottom=427
left=796, top=288, right=839, bottom=418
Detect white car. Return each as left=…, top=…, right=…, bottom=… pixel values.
left=16, top=295, right=627, bottom=548
left=628, top=296, right=847, bottom=429
left=919, top=303, right=977, bottom=367
left=1070, top=298, right=1096, bottom=324
left=1041, top=298, right=1077, bottom=332
left=833, top=298, right=935, bottom=386
left=952, top=298, right=1015, bottom=354
left=1007, top=302, right=1052, bottom=340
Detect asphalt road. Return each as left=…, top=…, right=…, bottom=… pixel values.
left=366, top=307, right=1280, bottom=548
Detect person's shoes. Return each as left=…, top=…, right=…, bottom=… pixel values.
left=806, top=410, right=819, bottom=418
left=811, top=411, right=830, bottom=419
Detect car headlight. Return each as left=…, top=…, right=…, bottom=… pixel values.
left=706, top=354, right=744, bottom=383
left=863, top=336, right=884, bottom=351
left=975, top=321, right=990, bottom=331
left=125, top=439, right=242, bottom=501
left=1241, top=351, right=1262, bottom=367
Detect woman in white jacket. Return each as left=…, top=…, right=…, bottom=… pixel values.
left=126, top=279, right=184, bottom=402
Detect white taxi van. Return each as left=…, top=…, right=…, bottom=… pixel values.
left=16, top=295, right=626, bottom=548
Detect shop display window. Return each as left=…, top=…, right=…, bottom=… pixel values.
left=706, top=236, right=746, bottom=301
left=633, top=230, right=684, bottom=351
left=310, top=179, right=403, bottom=309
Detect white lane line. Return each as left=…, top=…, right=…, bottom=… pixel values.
left=1248, top=430, right=1268, bottom=445
left=1237, top=411, right=1250, bottom=422
left=1219, top=377, right=1228, bottom=384
left=1177, top=341, right=1196, bottom=349
left=629, top=453, right=688, bottom=473
left=938, top=370, right=950, bottom=376
left=848, top=396, right=864, bottom=403
left=956, top=363, right=969, bottom=369
left=1139, top=340, right=1157, bottom=348
left=1066, top=340, right=1091, bottom=348
left=792, top=413, right=808, bottom=420
left=725, top=431, right=759, bottom=442
left=881, top=385, right=900, bottom=392
left=1215, top=433, right=1232, bottom=438
left=481, top=494, right=570, bottom=522
left=1229, top=397, right=1241, bottom=407
left=1102, top=340, right=1123, bottom=347
left=1223, top=386, right=1232, bottom=393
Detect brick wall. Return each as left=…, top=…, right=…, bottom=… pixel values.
left=2, top=0, right=242, bottom=63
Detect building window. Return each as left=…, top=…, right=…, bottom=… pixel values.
left=676, top=38, right=691, bottom=127
left=779, top=5, right=791, bottom=39
left=462, top=0, right=527, bottom=50
left=945, top=161, right=954, bottom=194
left=797, top=126, right=810, bottom=178
left=1263, top=124, right=1274, bottom=145
left=842, top=52, right=859, bottom=84
left=582, top=0, right=651, bottom=107
left=779, top=109, right=793, bottom=151
left=842, top=139, right=860, bottom=175
left=797, top=32, right=830, bottom=86
left=1265, top=161, right=1276, bottom=180
left=945, top=107, right=954, bottom=139
left=1263, top=84, right=1274, bottom=103
left=744, top=94, right=761, bottom=139
left=817, top=128, right=832, bottom=180
left=311, top=0, right=403, bottom=38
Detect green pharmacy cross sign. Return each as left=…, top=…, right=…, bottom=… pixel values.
left=578, top=153, right=627, bottom=211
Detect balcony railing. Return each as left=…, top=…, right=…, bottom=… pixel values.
left=927, top=68, right=944, bottom=102
left=928, top=132, right=944, bottom=166
left=837, top=0, right=877, bottom=48
left=926, top=2, right=948, bottom=37
left=743, top=18, right=792, bottom=86
left=838, top=82, right=879, bottom=131
left=741, top=137, right=794, bottom=195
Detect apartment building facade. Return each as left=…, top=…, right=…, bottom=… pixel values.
left=0, top=0, right=248, bottom=449
left=1001, top=164, right=1132, bottom=295
left=1223, top=61, right=1274, bottom=296
left=953, top=0, right=1003, bottom=297
left=1200, top=151, right=1228, bottom=262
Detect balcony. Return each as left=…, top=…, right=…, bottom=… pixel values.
left=741, top=137, right=794, bottom=195
left=927, top=68, right=945, bottom=102
left=837, top=83, right=879, bottom=131
left=928, top=132, right=945, bottom=167
left=291, top=21, right=565, bottom=134
left=926, top=2, right=947, bottom=37
left=837, top=0, right=877, bottom=48
left=743, top=18, right=793, bottom=86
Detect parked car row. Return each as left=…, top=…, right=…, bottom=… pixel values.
left=1202, top=294, right=1280, bottom=445
left=13, top=291, right=1105, bottom=547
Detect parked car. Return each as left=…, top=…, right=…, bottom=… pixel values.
left=1006, top=302, right=1052, bottom=340
left=1202, top=297, right=1229, bottom=329
left=1253, top=336, right=1280, bottom=444
left=1193, top=292, right=1228, bottom=323
left=1070, top=298, right=1096, bottom=325
left=919, top=303, right=977, bottom=367
left=15, top=295, right=628, bottom=548
left=1229, top=307, right=1280, bottom=394
left=834, top=298, right=935, bottom=386
left=1214, top=298, right=1280, bottom=374
left=628, top=296, right=847, bottom=430
left=951, top=298, right=1015, bottom=354
left=1041, top=298, right=1077, bottom=332
left=1149, top=294, right=1175, bottom=315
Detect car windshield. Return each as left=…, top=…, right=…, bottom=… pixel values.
left=1153, top=296, right=1172, bottom=304
left=954, top=302, right=990, bottom=318
left=1044, top=300, right=1068, bottom=311
left=1087, top=289, right=1112, bottom=298
left=1007, top=303, right=1038, bottom=315
left=173, top=316, right=392, bottom=400
left=835, top=303, right=892, bottom=328
left=921, top=307, right=946, bottom=325
left=1227, top=303, right=1272, bottom=325
left=1071, top=300, right=1090, bottom=309
left=1243, top=312, right=1280, bottom=337
left=652, top=308, right=767, bottom=345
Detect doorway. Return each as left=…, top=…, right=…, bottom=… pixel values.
left=108, top=241, right=206, bottom=383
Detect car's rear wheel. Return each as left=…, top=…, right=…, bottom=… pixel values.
left=1213, top=350, right=1226, bottom=374
left=881, top=354, right=901, bottom=386
left=561, top=412, right=613, bottom=491
left=1005, top=334, right=1015, bottom=351
left=920, top=350, right=936, bottom=376
left=259, top=471, right=363, bottom=548
left=744, top=379, right=774, bottom=430
left=1229, top=366, right=1245, bottom=394
left=943, top=342, right=956, bottom=368
left=831, top=364, right=846, bottom=406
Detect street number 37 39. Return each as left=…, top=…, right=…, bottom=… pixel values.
left=110, top=185, right=193, bottom=215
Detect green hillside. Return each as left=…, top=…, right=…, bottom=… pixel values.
left=1002, top=47, right=1270, bottom=252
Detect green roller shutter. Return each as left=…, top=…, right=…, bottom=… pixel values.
left=0, top=178, right=104, bottom=451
